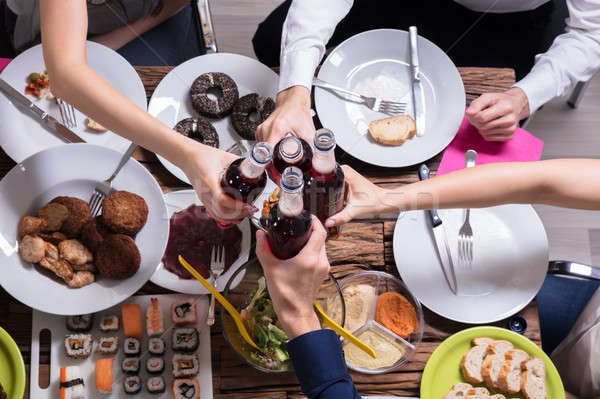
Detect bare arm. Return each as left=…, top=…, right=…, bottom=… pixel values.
left=327, top=159, right=600, bottom=227
left=39, top=0, right=250, bottom=223
left=89, top=0, right=189, bottom=50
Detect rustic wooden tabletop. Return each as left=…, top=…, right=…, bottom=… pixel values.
left=0, top=66, right=539, bottom=399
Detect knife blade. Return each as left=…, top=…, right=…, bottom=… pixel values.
left=0, top=78, right=84, bottom=143
left=409, top=26, right=425, bottom=137
left=418, top=164, right=458, bottom=295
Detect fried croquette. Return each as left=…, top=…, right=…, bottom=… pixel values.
left=38, top=231, right=68, bottom=246
left=67, top=271, right=95, bottom=288
left=96, top=234, right=141, bottom=279
left=37, top=202, right=69, bottom=231
left=80, top=217, right=108, bottom=252
left=18, top=215, right=47, bottom=238
left=19, top=235, right=45, bottom=263
left=59, top=239, right=93, bottom=266
left=39, top=242, right=74, bottom=282
left=100, top=191, right=148, bottom=235
left=50, top=196, right=92, bottom=237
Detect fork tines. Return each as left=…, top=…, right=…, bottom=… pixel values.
left=378, top=100, right=407, bottom=115
left=56, top=97, right=77, bottom=128
left=88, top=191, right=105, bottom=217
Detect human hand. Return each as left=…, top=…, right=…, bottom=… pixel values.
left=255, top=216, right=329, bottom=339
left=325, top=165, right=384, bottom=228
left=256, top=85, right=315, bottom=147
left=466, top=87, right=530, bottom=141
left=180, top=141, right=257, bottom=223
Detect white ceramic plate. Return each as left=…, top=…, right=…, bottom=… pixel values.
left=148, top=53, right=279, bottom=184
left=0, top=42, right=147, bottom=163
left=393, top=205, right=548, bottom=324
left=150, top=189, right=251, bottom=294
left=0, top=144, right=168, bottom=315
left=315, top=29, right=465, bottom=167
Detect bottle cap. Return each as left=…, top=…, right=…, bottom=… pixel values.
left=280, top=166, right=304, bottom=192
left=251, top=142, right=273, bottom=165
left=280, top=135, right=302, bottom=160
left=508, top=316, right=527, bottom=334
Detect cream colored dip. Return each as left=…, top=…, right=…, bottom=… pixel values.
left=343, top=328, right=406, bottom=370
left=341, top=283, right=376, bottom=332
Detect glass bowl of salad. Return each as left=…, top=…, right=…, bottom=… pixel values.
left=221, top=257, right=346, bottom=373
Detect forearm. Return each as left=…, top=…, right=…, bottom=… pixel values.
left=89, top=0, right=188, bottom=50
left=376, top=159, right=600, bottom=214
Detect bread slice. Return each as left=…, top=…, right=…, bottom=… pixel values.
left=443, top=382, right=473, bottom=399
left=521, top=357, right=547, bottom=399
left=461, top=337, right=494, bottom=384
left=368, top=115, right=416, bottom=146
left=497, top=349, right=529, bottom=393
left=482, top=340, right=514, bottom=388
left=465, top=387, right=490, bottom=399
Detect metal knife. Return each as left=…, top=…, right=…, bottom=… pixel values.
left=409, top=26, right=425, bottom=137
left=418, top=164, right=458, bottom=295
left=0, top=78, right=84, bottom=143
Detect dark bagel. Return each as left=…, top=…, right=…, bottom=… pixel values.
left=174, top=117, right=219, bottom=148
left=190, top=72, right=239, bottom=118
left=231, top=93, right=275, bottom=140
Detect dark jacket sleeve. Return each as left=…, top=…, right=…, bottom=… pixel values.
left=287, top=329, right=361, bottom=399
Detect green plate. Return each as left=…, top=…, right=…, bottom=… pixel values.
left=421, top=326, right=564, bottom=399
left=0, top=327, right=25, bottom=399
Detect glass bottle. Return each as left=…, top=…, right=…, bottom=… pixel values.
left=267, top=133, right=313, bottom=185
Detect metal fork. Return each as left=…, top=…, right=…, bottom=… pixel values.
left=56, top=97, right=77, bottom=128
left=312, top=77, right=407, bottom=115
left=206, top=245, right=226, bottom=326
left=458, top=150, right=477, bottom=268
left=88, top=142, right=138, bottom=216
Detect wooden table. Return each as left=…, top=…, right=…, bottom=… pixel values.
left=0, top=66, right=541, bottom=399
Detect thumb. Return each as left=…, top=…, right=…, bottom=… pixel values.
left=303, top=216, right=327, bottom=253
left=255, top=230, right=276, bottom=269
left=325, top=205, right=353, bottom=228
left=466, top=94, right=494, bottom=116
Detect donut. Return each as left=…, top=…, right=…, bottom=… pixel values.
left=231, top=93, right=275, bottom=140
left=174, top=117, right=219, bottom=148
left=190, top=72, right=239, bottom=118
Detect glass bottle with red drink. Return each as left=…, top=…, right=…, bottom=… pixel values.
left=266, top=166, right=312, bottom=259
left=303, top=128, right=345, bottom=237
left=221, top=142, right=273, bottom=206
left=267, top=133, right=313, bottom=185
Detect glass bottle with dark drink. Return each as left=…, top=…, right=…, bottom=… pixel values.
left=221, top=142, right=273, bottom=206
left=267, top=133, right=313, bottom=185
left=266, top=166, right=312, bottom=259
left=303, top=128, right=345, bottom=237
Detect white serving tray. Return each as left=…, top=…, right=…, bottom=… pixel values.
left=30, top=294, right=212, bottom=399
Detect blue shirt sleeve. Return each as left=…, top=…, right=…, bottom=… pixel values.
left=287, top=329, right=361, bottom=399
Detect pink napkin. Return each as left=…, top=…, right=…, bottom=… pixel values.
left=0, top=58, right=11, bottom=73
left=436, top=115, right=544, bottom=175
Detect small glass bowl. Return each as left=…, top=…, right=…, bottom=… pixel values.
left=221, top=257, right=346, bottom=373
left=336, top=271, right=424, bottom=374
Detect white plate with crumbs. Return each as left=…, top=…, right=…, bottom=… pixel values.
left=315, top=29, right=465, bottom=167
left=0, top=41, right=146, bottom=163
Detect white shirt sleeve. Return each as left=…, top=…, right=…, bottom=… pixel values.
left=514, top=0, right=600, bottom=113
left=278, top=0, right=354, bottom=93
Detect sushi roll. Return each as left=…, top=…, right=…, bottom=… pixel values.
left=172, top=379, right=200, bottom=399
left=95, top=358, right=114, bottom=393
left=123, top=337, right=141, bottom=356
left=97, top=336, right=119, bottom=355
left=99, top=315, right=119, bottom=332
left=122, top=303, right=143, bottom=339
left=146, top=376, right=166, bottom=394
left=123, top=376, right=142, bottom=395
left=171, top=298, right=197, bottom=325
left=172, top=327, right=199, bottom=352
left=59, top=366, right=84, bottom=399
left=146, top=357, right=164, bottom=374
left=172, top=354, right=199, bottom=378
left=148, top=337, right=165, bottom=355
left=121, top=357, right=140, bottom=375
left=64, top=334, right=93, bottom=359
left=146, top=297, right=164, bottom=336
left=66, top=314, right=93, bottom=332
